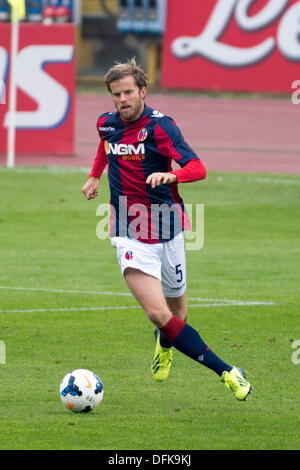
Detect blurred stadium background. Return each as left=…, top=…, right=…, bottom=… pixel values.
left=0, top=0, right=299, bottom=172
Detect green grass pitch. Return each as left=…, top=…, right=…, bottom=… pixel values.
left=0, top=166, right=299, bottom=450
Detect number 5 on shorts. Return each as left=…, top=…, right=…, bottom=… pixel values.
left=175, top=264, right=183, bottom=283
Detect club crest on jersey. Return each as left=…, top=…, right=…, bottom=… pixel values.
left=125, top=250, right=134, bottom=260
left=138, top=128, right=148, bottom=142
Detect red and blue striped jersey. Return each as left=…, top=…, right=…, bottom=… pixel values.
left=90, top=104, right=205, bottom=243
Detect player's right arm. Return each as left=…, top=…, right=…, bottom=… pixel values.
left=81, top=177, right=100, bottom=200
left=81, top=139, right=108, bottom=200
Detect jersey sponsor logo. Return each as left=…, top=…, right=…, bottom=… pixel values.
left=121, top=155, right=146, bottom=161
left=137, top=127, right=148, bottom=141
left=107, top=143, right=145, bottom=156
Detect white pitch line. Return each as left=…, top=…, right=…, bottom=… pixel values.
left=0, top=306, right=140, bottom=314
left=189, top=297, right=276, bottom=306
left=0, top=285, right=276, bottom=305
left=189, top=302, right=275, bottom=307
left=0, top=300, right=276, bottom=314
left=0, top=286, right=131, bottom=296
left=1, top=166, right=299, bottom=184
left=215, top=175, right=300, bottom=185
left=0, top=285, right=276, bottom=313
left=0, top=166, right=91, bottom=174
left=5, top=166, right=300, bottom=182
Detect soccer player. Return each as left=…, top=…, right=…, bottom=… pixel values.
left=81, top=58, right=252, bottom=401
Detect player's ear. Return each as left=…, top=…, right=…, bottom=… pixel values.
left=141, top=86, right=147, bottom=100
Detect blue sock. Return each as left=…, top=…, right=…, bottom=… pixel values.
left=160, top=331, right=172, bottom=349
left=172, top=323, right=232, bottom=376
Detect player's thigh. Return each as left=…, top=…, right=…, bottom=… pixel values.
left=124, top=268, right=172, bottom=328
left=111, top=237, right=171, bottom=327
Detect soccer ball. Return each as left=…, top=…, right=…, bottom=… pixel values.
left=59, top=369, right=104, bottom=413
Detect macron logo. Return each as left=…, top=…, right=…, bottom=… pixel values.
left=98, top=126, right=115, bottom=132
left=151, top=110, right=164, bottom=118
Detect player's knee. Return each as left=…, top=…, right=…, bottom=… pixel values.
left=145, top=308, right=172, bottom=329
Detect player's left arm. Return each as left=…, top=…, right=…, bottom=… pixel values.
left=146, top=159, right=206, bottom=188
left=146, top=118, right=206, bottom=188
left=169, top=158, right=206, bottom=183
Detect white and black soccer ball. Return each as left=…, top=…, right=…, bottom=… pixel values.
left=59, top=369, right=104, bottom=413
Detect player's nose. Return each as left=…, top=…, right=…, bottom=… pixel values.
left=120, top=92, right=127, bottom=102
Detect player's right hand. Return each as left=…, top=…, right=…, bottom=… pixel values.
left=81, top=177, right=99, bottom=200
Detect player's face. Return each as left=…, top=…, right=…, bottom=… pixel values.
left=110, top=75, right=147, bottom=122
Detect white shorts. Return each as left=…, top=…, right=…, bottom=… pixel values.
left=111, top=233, right=186, bottom=298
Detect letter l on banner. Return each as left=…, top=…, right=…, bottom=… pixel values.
left=6, top=0, right=26, bottom=168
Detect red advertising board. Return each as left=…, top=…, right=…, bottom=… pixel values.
left=0, top=24, right=75, bottom=154
left=161, top=0, right=300, bottom=93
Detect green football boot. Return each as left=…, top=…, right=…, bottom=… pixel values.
left=221, top=366, right=253, bottom=401
left=151, top=329, right=173, bottom=382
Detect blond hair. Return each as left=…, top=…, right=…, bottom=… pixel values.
left=105, top=58, right=148, bottom=92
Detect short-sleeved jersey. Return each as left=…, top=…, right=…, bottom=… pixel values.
left=92, top=104, right=200, bottom=243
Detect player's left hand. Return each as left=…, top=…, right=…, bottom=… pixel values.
left=146, top=172, right=177, bottom=188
